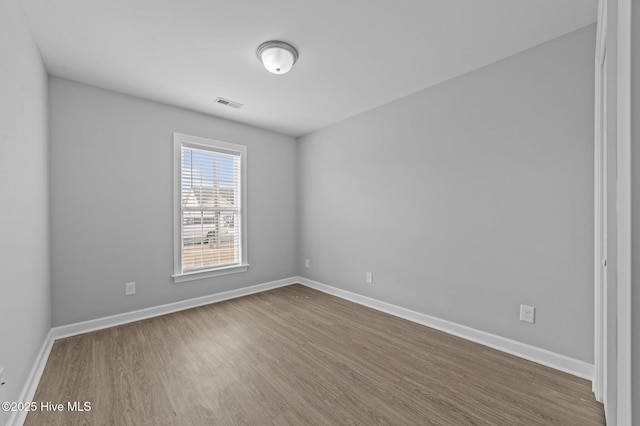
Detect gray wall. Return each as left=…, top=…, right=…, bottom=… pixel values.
left=49, top=77, right=298, bottom=326
left=298, top=25, right=596, bottom=362
left=0, top=0, right=51, bottom=423
left=632, top=0, right=639, bottom=421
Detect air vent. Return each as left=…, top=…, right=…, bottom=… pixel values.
left=214, top=97, right=243, bottom=109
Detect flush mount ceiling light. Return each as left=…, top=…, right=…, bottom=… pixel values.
left=257, top=40, right=298, bottom=75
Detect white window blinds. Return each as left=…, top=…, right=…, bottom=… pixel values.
left=174, top=134, right=246, bottom=277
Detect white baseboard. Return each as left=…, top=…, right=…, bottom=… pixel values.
left=297, top=276, right=594, bottom=381
left=13, top=275, right=594, bottom=426
left=51, top=277, right=298, bottom=340
left=9, top=329, right=55, bottom=426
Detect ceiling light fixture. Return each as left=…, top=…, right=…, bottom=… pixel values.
left=257, top=40, right=298, bottom=75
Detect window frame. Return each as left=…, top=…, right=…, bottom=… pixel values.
left=172, top=132, right=248, bottom=283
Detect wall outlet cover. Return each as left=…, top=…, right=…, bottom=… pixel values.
left=519, top=304, right=535, bottom=324
left=125, top=282, right=136, bottom=296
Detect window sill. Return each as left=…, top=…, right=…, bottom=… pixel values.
left=172, top=264, right=249, bottom=283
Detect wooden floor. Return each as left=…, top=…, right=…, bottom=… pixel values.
left=27, top=284, right=605, bottom=425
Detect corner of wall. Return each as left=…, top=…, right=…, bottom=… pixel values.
left=0, top=1, right=52, bottom=424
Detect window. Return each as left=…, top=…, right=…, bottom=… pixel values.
left=173, top=133, right=247, bottom=283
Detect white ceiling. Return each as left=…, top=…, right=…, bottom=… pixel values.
left=21, top=0, right=597, bottom=137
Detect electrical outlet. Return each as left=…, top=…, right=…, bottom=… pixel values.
left=305, top=259, right=310, bottom=268
left=520, top=304, right=535, bottom=324
left=125, top=282, right=136, bottom=296
left=366, top=272, right=373, bottom=284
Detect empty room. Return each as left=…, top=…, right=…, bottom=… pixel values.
left=1, top=0, right=637, bottom=425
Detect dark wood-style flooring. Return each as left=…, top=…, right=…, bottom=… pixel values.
left=26, top=284, right=605, bottom=425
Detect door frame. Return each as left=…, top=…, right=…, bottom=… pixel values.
left=615, top=0, right=632, bottom=423
left=595, top=0, right=633, bottom=422
left=593, top=0, right=608, bottom=404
